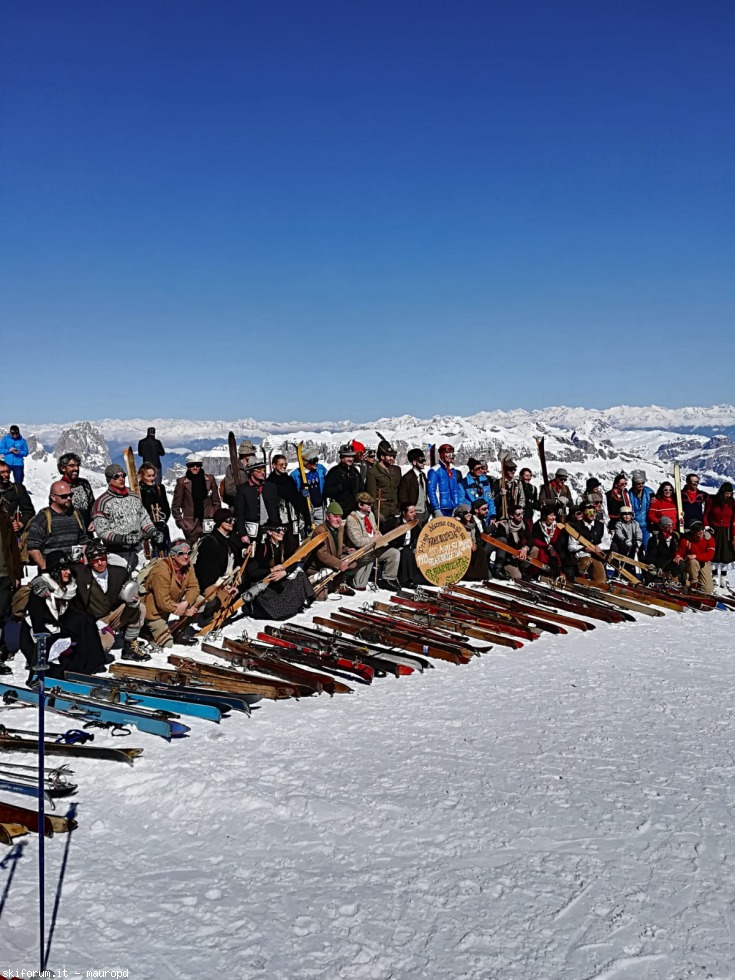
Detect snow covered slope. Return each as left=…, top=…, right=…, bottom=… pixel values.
left=4, top=599, right=735, bottom=978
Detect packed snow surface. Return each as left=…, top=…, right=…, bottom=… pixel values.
left=4, top=602, right=735, bottom=979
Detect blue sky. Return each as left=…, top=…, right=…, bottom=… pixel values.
left=2, top=1, right=733, bottom=422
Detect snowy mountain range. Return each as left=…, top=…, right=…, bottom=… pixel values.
left=6, top=405, right=735, bottom=503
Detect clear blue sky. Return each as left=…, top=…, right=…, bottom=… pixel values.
left=2, top=1, right=733, bottom=422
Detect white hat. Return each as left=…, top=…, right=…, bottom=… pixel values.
left=186, top=453, right=203, bottom=465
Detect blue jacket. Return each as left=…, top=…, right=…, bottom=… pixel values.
left=427, top=464, right=463, bottom=516
left=0, top=435, right=29, bottom=467
left=629, top=485, right=654, bottom=530
left=459, top=474, right=497, bottom=516
left=291, top=464, right=327, bottom=507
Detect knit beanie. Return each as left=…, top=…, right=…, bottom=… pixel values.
left=105, top=464, right=124, bottom=481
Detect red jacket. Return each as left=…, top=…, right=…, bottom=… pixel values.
left=676, top=533, right=715, bottom=564
left=704, top=497, right=735, bottom=533
left=648, top=496, right=679, bottom=529
left=532, top=521, right=562, bottom=566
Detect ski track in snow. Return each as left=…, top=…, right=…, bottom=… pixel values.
left=3, top=599, right=735, bottom=980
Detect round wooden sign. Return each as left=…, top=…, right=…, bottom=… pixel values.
left=415, top=518, right=472, bottom=586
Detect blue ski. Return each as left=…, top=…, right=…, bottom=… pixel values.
left=48, top=678, right=223, bottom=723
left=0, top=683, right=190, bottom=740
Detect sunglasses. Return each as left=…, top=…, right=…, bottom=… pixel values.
left=188, top=463, right=202, bottom=469
left=54, top=492, right=73, bottom=499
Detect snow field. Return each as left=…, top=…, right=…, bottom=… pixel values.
left=3, top=601, right=735, bottom=979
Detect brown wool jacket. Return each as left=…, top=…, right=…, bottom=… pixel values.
left=144, top=558, right=200, bottom=620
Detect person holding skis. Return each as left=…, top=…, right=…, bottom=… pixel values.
left=142, top=539, right=201, bottom=647
left=428, top=443, right=462, bottom=518
left=519, top=467, right=539, bottom=531
left=492, top=504, right=535, bottom=581
left=495, top=458, right=525, bottom=517
left=345, top=491, right=400, bottom=591
left=291, top=451, right=327, bottom=526
left=566, top=501, right=607, bottom=583
left=681, top=473, right=706, bottom=530
left=235, top=459, right=281, bottom=542
left=223, top=439, right=256, bottom=506
left=539, top=467, right=572, bottom=518
left=532, top=506, right=564, bottom=577
left=267, top=454, right=308, bottom=557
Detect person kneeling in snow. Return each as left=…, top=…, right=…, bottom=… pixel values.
left=73, top=539, right=150, bottom=662
left=673, top=521, right=716, bottom=593
left=21, top=550, right=107, bottom=679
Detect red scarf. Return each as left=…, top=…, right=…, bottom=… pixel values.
left=109, top=485, right=129, bottom=497
left=364, top=515, right=373, bottom=534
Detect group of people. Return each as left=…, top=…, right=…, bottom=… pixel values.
left=1, top=424, right=733, bottom=680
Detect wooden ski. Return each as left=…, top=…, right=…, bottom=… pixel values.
left=673, top=462, right=685, bottom=533
left=480, top=533, right=550, bottom=571
left=124, top=446, right=150, bottom=558
left=296, top=441, right=315, bottom=531
left=310, top=520, right=417, bottom=592
left=535, top=436, right=551, bottom=496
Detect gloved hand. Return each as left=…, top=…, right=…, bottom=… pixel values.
left=31, top=576, right=52, bottom=599
left=301, top=487, right=310, bottom=498
left=145, top=528, right=165, bottom=544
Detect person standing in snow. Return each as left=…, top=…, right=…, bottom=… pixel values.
left=681, top=473, right=706, bottom=530
left=138, top=463, right=172, bottom=556
left=137, top=427, right=166, bottom=484
left=92, top=464, right=161, bottom=569
left=704, top=482, right=735, bottom=591
left=628, top=469, right=654, bottom=549
left=428, top=443, right=462, bottom=518
left=0, top=425, right=29, bottom=484
left=27, top=481, right=89, bottom=569
left=172, top=454, right=222, bottom=546
left=291, top=451, right=327, bottom=526
left=223, top=439, right=256, bottom=506
left=324, top=444, right=364, bottom=517
left=539, top=467, right=572, bottom=519
left=365, top=440, right=402, bottom=531
left=57, top=452, right=96, bottom=528
left=398, top=449, right=430, bottom=526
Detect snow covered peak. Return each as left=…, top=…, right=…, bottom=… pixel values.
left=54, top=421, right=111, bottom=473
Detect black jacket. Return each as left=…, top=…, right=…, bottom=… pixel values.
left=0, top=480, right=35, bottom=526
left=645, top=529, right=680, bottom=570
left=140, top=482, right=171, bottom=524
left=266, top=470, right=308, bottom=521
left=398, top=468, right=428, bottom=510
left=137, top=436, right=166, bottom=466
left=194, top=530, right=236, bottom=593
left=521, top=482, right=539, bottom=523
left=324, top=463, right=363, bottom=516
left=234, top=481, right=281, bottom=532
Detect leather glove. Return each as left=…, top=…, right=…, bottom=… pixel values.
left=31, top=576, right=52, bottom=599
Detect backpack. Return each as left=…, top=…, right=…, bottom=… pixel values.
left=135, top=557, right=163, bottom=596
left=11, top=584, right=32, bottom=620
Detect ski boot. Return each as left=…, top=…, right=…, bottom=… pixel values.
left=121, top=639, right=152, bottom=662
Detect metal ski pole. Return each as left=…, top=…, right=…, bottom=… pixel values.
left=32, top=630, right=50, bottom=973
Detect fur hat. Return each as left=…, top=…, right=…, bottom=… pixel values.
left=658, top=516, right=674, bottom=528
left=407, top=449, right=426, bottom=464
left=213, top=508, right=235, bottom=526
left=631, top=469, right=647, bottom=483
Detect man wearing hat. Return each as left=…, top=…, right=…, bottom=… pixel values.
left=345, top=491, right=400, bottom=590
left=428, top=444, right=462, bottom=518
left=674, top=521, right=715, bottom=592
left=540, top=467, right=573, bottom=518
left=223, top=439, right=257, bottom=506
left=459, top=458, right=496, bottom=516
left=172, top=453, right=222, bottom=547
left=629, top=470, right=654, bottom=548
left=365, top=440, right=401, bottom=531
left=644, top=515, right=680, bottom=580
left=234, top=458, right=280, bottom=542
left=27, top=480, right=90, bottom=570
left=137, top=427, right=166, bottom=484
left=310, top=501, right=356, bottom=597
left=92, top=464, right=161, bottom=570
left=611, top=505, right=643, bottom=561
left=399, top=449, right=430, bottom=526
left=324, top=443, right=364, bottom=517
left=566, top=500, right=607, bottom=583
left=496, top=458, right=525, bottom=517
left=244, top=521, right=315, bottom=619
left=142, top=538, right=201, bottom=647
left=73, top=539, right=149, bottom=661
left=291, top=451, right=327, bottom=526
left=193, top=508, right=242, bottom=597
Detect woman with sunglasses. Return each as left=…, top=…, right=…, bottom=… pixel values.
left=647, top=482, right=680, bottom=533
left=20, top=550, right=107, bottom=678
left=244, top=521, right=315, bottom=620
left=172, top=454, right=222, bottom=547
